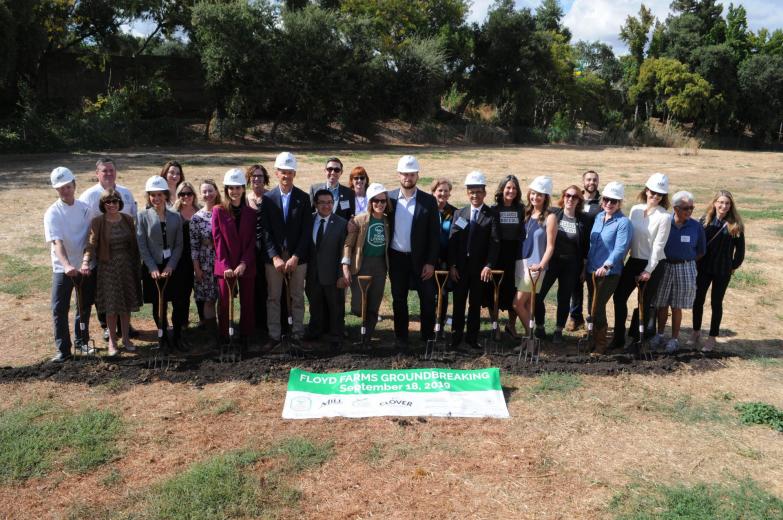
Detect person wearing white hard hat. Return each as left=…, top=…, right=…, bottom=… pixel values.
left=534, top=184, right=592, bottom=345
left=342, top=183, right=391, bottom=341
left=447, top=171, right=500, bottom=349
left=137, top=175, right=184, bottom=352
left=513, top=176, right=556, bottom=340
left=387, top=155, right=440, bottom=346
left=78, top=157, right=139, bottom=341
left=212, top=168, right=257, bottom=350
left=309, top=157, right=355, bottom=220
left=585, top=181, right=633, bottom=355
left=82, top=187, right=142, bottom=356
left=44, top=167, right=97, bottom=362
left=610, top=172, right=672, bottom=352
left=260, top=152, right=313, bottom=346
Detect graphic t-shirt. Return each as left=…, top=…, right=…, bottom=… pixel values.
left=364, top=217, right=386, bottom=257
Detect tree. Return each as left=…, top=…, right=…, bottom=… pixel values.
left=725, top=3, right=750, bottom=59
left=690, top=44, right=738, bottom=131
left=737, top=54, right=783, bottom=142
left=619, top=4, right=654, bottom=68
left=535, top=0, right=571, bottom=39
left=391, top=37, right=446, bottom=120
left=630, top=57, right=711, bottom=123
left=573, top=41, right=622, bottom=84
left=122, top=0, right=195, bottom=57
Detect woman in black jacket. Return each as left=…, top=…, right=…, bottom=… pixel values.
left=534, top=185, right=590, bottom=344
left=691, top=190, right=745, bottom=351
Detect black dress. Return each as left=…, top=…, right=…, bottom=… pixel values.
left=490, top=203, right=525, bottom=311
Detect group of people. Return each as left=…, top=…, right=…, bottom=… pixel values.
left=44, top=154, right=745, bottom=362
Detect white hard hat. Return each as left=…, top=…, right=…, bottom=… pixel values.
left=528, top=176, right=553, bottom=195
left=223, top=168, right=246, bottom=186
left=50, top=167, right=75, bottom=188
left=145, top=175, right=169, bottom=192
left=274, top=151, right=297, bottom=171
left=366, top=183, right=387, bottom=201
left=645, top=172, right=669, bottom=194
left=603, top=181, right=625, bottom=200
left=464, top=170, right=487, bottom=186
left=397, top=155, right=420, bottom=173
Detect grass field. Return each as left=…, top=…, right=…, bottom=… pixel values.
left=0, top=144, right=782, bottom=519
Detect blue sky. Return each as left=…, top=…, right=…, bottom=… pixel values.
left=468, top=0, right=783, bottom=53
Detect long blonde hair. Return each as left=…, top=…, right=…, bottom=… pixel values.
left=703, top=190, right=743, bottom=237
left=524, top=189, right=550, bottom=224
left=173, top=181, right=202, bottom=211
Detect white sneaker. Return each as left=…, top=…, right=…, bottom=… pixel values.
left=665, top=338, right=680, bottom=354
left=649, top=334, right=665, bottom=350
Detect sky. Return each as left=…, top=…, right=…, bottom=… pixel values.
left=467, top=0, right=783, bottom=54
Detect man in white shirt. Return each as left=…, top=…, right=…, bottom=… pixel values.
left=44, top=167, right=96, bottom=362
left=78, top=157, right=138, bottom=341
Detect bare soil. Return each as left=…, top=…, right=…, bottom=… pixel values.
left=1, top=144, right=781, bottom=519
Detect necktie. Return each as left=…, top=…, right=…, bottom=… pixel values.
left=467, top=208, right=478, bottom=252
left=316, top=218, right=325, bottom=249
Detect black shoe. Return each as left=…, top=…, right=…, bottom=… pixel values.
left=534, top=326, right=546, bottom=340
left=50, top=352, right=72, bottom=363
left=330, top=341, right=342, bottom=354
left=450, top=334, right=463, bottom=349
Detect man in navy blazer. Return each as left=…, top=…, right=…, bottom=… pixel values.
left=447, top=171, right=500, bottom=349
left=308, top=157, right=355, bottom=221
left=260, top=152, right=313, bottom=345
left=387, top=155, right=440, bottom=345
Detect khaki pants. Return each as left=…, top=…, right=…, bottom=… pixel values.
left=265, top=255, right=307, bottom=340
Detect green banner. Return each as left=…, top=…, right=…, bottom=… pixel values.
left=287, top=368, right=501, bottom=395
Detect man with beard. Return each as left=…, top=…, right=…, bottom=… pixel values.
left=386, top=155, right=440, bottom=348
left=567, top=170, right=601, bottom=331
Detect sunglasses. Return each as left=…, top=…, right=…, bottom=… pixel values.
left=326, top=167, right=342, bottom=173
left=372, top=198, right=388, bottom=204
left=602, top=198, right=619, bottom=205
left=353, top=176, right=366, bottom=181
left=104, top=199, right=121, bottom=205
left=178, top=192, right=194, bottom=197
left=648, top=191, right=664, bottom=198
left=676, top=206, right=694, bottom=211
left=564, top=193, right=581, bottom=200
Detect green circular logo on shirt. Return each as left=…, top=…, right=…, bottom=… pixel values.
left=367, top=222, right=385, bottom=247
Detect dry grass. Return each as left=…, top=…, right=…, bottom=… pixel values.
left=1, top=145, right=782, bottom=518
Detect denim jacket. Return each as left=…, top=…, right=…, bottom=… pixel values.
left=586, top=210, right=633, bottom=275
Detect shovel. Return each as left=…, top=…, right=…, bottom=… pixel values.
left=518, top=265, right=541, bottom=364
left=220, top=276, right=240, bottom=362
left=148, top=275, right=170, bottom=370
left=357, top=275, right=373, bottom=347
left=73, top=274, right=97, bottom=358
left=577, top=273, right=600, bottom=355
left=425, top=270, right=450, bottom=360
left=484, top=269, right=505, bottom=355
left=633, top=280, right=653, bottom=361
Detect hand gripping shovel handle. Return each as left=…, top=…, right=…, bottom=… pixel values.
left=358, top=275, right=372, bottom=336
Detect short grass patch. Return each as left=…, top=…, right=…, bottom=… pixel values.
left=267, top=436, right=335, bottom=472
left=735, top=402, right=783, bottom=433
left=529, top=372, right=582, bottom=396
left=0, top=254, right=51, bottom=297
left=609, top=478, right=783, bottom=520
left=748, top=356, right=783, bottom=368
left=729, top=269, right=764, bottom=289
left=0, top=403, right=122, bottom=482
left=646, top=395, right=727, bottom=424
left=741, top=208, right=783, bottom=220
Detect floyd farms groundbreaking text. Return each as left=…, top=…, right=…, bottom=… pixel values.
left=282, top=368, right=510, bottom=419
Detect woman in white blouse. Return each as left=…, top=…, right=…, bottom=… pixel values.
left=611, top=173, right=672, bottom=350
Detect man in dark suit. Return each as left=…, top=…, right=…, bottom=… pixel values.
left=304, top=189, right=349, bottom=351
left=260, top=152, right=313, bottom=345
left=309, top=157, right=355, bottom=221
left=387, top=155, right=440, bottom=346
left=448, top=171, right=500, bottom=349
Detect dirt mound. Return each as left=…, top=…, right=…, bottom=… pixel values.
left=0, top=347, right=731, bottom=388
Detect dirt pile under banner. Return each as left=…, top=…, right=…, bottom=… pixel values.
left=282, top=367, right=510, bottom=419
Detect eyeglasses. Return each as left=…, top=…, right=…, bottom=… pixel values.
left=104, top=199, right=120, bottom=205
left=372, top=199, right=388, bottom=204
left=602, top=198, right=619, bottom=205
left=353, top=176, right=366, bottom=181
left=648, top=191, right=664, bottom=198
left=251, top=176, right=265, bottom=182
left=178, top=192, right=194, bottom=198
left=564, top=193, right=580, bottom=200
left=676, top=206, right=694, bottom=211
left=326, top=167, right=342, bottom=173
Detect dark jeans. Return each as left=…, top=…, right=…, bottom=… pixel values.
left=389, top=249, right=436, bottom=341
left=51, top=271, right=95, bottom=355
left=535, top=255, right=580, bottom=329
left=693, top=270, right=731, bottom=337
left=612, top=258, right=664, bottom=342
left=587, top=273, right=619, bottom=329
left=451, top=267, right=487, bottom=342
left=569, top=272, right=594, bottom=320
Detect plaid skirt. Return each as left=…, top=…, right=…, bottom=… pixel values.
left=654, top=260, right=697, bottom=308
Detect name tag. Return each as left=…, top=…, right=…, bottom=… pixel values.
left=455, top=216, right=469, bottom=229
left=340, top=200, right=350, bottom=210
left=680, top=235, right=691, bottom=243
left=162, top=248, right=172, bottom=259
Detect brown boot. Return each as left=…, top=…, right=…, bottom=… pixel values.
left=592, top=326, right=608, bottom=356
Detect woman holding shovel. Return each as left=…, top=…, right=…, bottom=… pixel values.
left=342, top=183, right=390, bottom=342
left=82, top=189, right=141, bottom=356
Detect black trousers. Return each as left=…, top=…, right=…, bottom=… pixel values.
left=305, top=278, right=345, bottom=340
left=389, top=249, right=436, bottom=341
left=451, top=267, right=488, bottom=342
left=692, top=269, right=731, bottom=337
left=535, top=255, right=581, bottom=329
left=612, top=258, right=664, bottom=342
